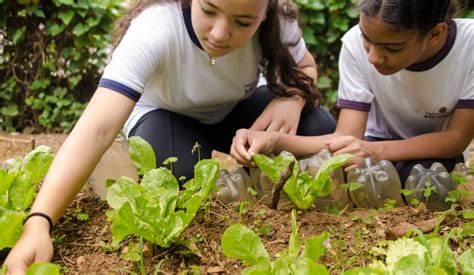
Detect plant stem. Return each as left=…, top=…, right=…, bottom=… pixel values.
left=139, top=237, right=145, bottom=275
left=270, top=160, right=295, bottom=209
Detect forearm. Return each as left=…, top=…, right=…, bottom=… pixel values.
left=30, top=128, right=116, bottom=223
left=372, top=131, right=472, bottom=162
left=29, top=89, right=134, bottom=224
left=273, top=132, right=337, bottom=158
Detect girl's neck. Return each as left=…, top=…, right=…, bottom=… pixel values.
left=416, top=22, right=451, bottom=64
left=407, top=20, right=456, bottom=72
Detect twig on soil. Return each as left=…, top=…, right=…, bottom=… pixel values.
left=209, top=211, right=228, bottom=220
left=267, top=239, right=288, bottom=245
left=214, top=198, right=234, bottom=212
left=251, top=194, right=269, bottom=210
left=58, top=248, right=74, bottom=267
left=199, top=228, right=211, bottom=249
left=151, top=243, right=181, bottom=261
left=63, top=242, right=102, bottom=248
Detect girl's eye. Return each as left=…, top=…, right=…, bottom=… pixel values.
left=202, top=8, right=215, bottom=16
left=236, top=21, right=252, bottom=27
left=385, top=47, right=401, bottom=53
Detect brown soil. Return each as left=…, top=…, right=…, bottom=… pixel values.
left=1, top=132, right=473, bottom=274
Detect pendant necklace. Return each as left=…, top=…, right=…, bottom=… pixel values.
left=208, top=54, right=216, bottom=66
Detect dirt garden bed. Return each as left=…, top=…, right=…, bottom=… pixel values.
left=1, top=132, right=473, bottom=273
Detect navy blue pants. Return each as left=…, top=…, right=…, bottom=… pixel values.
left=365, top=136, right=464, bottom=185
left=129, top=86, right=336, bottom=180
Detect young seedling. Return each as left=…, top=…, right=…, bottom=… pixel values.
left=191, top=142, right=201, bottom=161
left=253, top=152, right=352, bottom=210
left=162, top=157, right=178, bottom=173
left=221, top=209, right=330, bottom=274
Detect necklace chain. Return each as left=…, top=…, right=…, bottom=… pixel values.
left=208, top=55, right=216, bottom=66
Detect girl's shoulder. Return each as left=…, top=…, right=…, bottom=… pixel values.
left=131, top=2, right=182, bottom=27
left=452, top=19, right=473, bottom=58
left=454, top=18, right=474, bottom=38
left=341, top=24, right=362, bottom=44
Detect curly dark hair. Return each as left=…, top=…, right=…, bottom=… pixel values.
left=112, top=0, right=319, bottom=110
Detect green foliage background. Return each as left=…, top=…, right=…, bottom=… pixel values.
left=0, top=0, right=123, bottom=133
left=0, top=0, right=473, bottom=133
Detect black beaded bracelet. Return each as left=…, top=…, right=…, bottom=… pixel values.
left=24, top=212, right=53, bottom=233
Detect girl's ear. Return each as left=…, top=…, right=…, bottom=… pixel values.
left=428, top=22, right=448, bottom=44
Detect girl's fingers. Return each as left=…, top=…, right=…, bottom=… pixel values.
left=250, top=116, right=271, bottom=131
left=230, top=131, right=252, bottom=162
left=288, top=125, right=297, bottom=135
left=344, top=164, right=360, bottom=172
left=326, top=138, right=351, bottom=152
left=265, top=120, right=283, bottom=133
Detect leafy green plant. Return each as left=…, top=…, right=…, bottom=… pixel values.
left=253, top=152, right=351, bottom=209
left=0, top=145, right=53, bottom=250
left=74, top=208, right=89, bottom=221
left=106, top=137, right=220, bottom=248
left=0, top=0, right=124, bottom=132
left=221, top=209, right=330, bottom=274
left=235, top=200, right=250, bottom=223
left=341, top=182, right=363, bottom=192
left=344, top=229, right=474, bottom=275
left=446, top=170, right=471, bottom=203
left=2, top=262, right=61, bottom=275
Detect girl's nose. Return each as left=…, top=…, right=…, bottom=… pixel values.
left=367, top=46, right=386, bottom=65
left=210, top=20, right=231, bottom=42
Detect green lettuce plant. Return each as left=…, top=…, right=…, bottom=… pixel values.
left=106, top=137, right=220, bottom=248
left=221, top=209, right=330, bottom=274
left=0, top=146, right=53, bottom=250
left=344, top=229, right=474, bottom=275
left=252, top=152, right=351, bottom=209
left=2, top=262, right=61, bottom=275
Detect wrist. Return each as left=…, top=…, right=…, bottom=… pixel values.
left=369, top=141, right=384, bottom=161
left=272, top=132, right=283, bottom=153
left=24, top=212, right=53, bottom=233
left=290, top=94, right=306, bottom=107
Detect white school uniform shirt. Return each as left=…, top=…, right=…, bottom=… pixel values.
left=99, top=3, right=306, bottom=136
left=337, top=19, right=474, bottom=140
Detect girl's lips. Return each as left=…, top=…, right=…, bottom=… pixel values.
left=374, top=64, right=391, bottom=74
left=206, top=40, right=228, bottom=52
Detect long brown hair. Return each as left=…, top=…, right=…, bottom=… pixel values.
left=113, top=0, right=319, bottom=110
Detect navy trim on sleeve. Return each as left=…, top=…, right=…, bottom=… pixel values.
left=456, top=99, right=474, bottom=108
left=337, top=99, right=371, bottom=112
left=98, top=78, right=141, bottom=102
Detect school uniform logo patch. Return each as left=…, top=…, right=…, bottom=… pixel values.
left=424, top=107, right=451, bottom=120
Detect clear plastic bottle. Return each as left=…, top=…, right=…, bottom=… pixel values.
left=453, top=162, right=474, bottom=203
left=299, top=149, right=352, bottom=211
left=348, top=158, right=405, bottom=209
left=89, top=134, right=139, bottom=200
left=405, top=162, right=456, bottom=211
left=214, top=167, right=255, bottom=204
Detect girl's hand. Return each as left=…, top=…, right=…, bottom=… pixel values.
left=250, top=96, right=305, bottom=134
left=326, top=135, right=378, bottom=171
left=230, top=129, right=279, bottom=165
left=3, top=218, right=53, bottom=275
